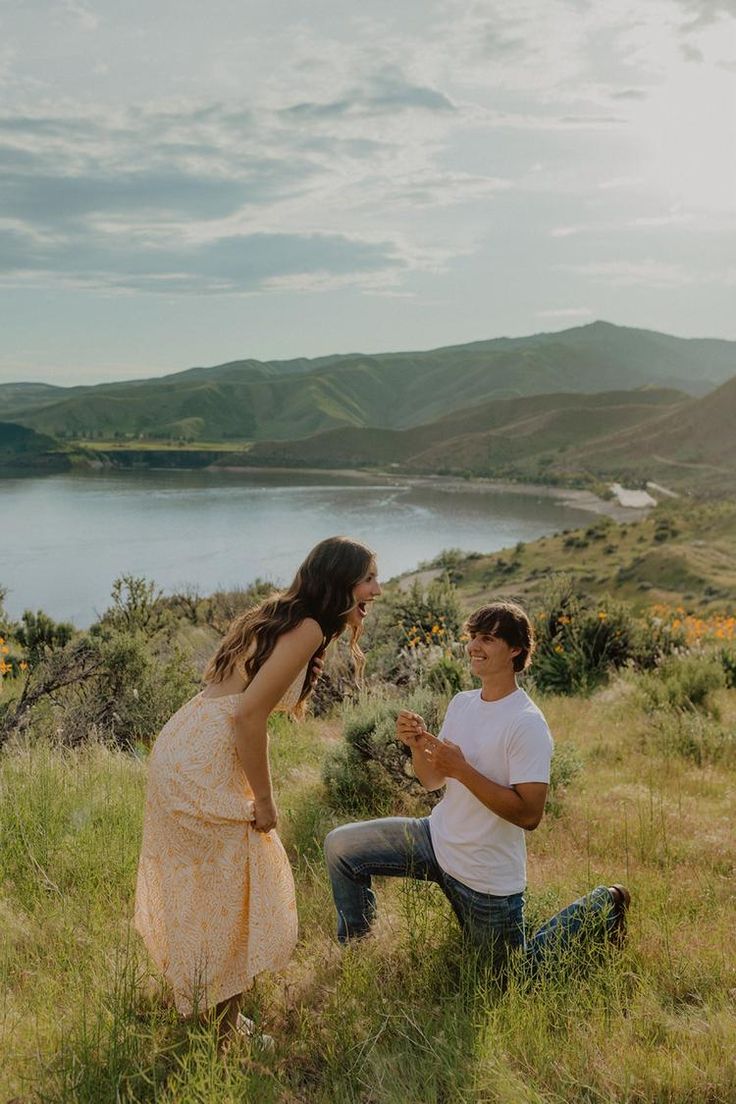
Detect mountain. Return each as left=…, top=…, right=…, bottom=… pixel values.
left=239, top=387, right=687, bottom=473
left=2, top=322, right=734, bottom=444
left=0, top=382, right=68, bottom=411
left=559, top=374, right=736, bottom=493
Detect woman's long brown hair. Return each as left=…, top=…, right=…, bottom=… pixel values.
left=203, top=536, right=375, bottom=712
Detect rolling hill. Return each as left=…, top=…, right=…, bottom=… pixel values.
left=555, top=374, right=736, bottom=493
left=0, top=421, right=71, bottom=471
left=2, top=321, right=734, bottom=444
left=236, top=387, right=688, bottom=473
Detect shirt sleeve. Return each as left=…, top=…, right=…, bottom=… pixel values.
left=507, top=713, right=554, bottom=785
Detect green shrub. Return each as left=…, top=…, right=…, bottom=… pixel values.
left=645, top=709, right=734, bottom=766
left=545, top=742, right=584, bottom=818
left=362, top=575, right=465, bottom=687
left=635, top=654, right=725, bottom=717
left=15, top=609, right=74, bottom=665
left=426, top=653, right=472, bottom=696
left=530, top=577, right=641, bottom=695
left=718, top=647, right=736, bottom=689
left=322, top=689, right=446, bottom=817
left=1, top=576, right=200, bottom=749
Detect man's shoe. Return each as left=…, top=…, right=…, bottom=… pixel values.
left=607, top=884, right=631, bottom=948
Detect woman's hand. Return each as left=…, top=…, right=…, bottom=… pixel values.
left=396, top=709, right=426, bottom=747
left=253, top=795, right=278, bottom=833
left=309, top=653, right=325, bottom=687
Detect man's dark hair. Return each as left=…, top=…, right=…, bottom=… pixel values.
left=465, top=601, right=535, bottom=673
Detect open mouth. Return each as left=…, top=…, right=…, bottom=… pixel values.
left=357, top=601, right=369, bottom=618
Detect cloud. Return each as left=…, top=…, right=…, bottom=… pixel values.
left=61, top=1, right=99, bottom=32
left=676, top=0, right=736, bottom=29
left=610, top=88, right=649, bottom=100
left=561, top=260, right=694, bottom=287
left=0, top=228, right=403, bottom=294
left=282, top=66, right=455, bottom=119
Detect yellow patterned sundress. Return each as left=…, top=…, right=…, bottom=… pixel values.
left=134, top=664, right=305, bottom=1014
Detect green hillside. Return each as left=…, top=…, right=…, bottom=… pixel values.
left=0, top=421, right=71, bottom=471
left=3, top=321, right=734, bottom=444
left=554, top=375, right=736, bottom=494
left=239, top=388, right=687, bottom=476
left=422, top=499, right=736, bottom=612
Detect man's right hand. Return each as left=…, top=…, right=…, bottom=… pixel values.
left=396, top=710, right=426, bottom=747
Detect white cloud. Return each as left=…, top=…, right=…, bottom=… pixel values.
left=561, top=260, right=694, bottom=287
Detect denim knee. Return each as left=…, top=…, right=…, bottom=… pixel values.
left=324, top=823, right=362, bottom=869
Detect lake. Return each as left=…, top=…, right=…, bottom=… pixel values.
left=2, top=468, right=597, bottom=626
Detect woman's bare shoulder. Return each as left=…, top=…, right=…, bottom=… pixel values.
left=281, top=617, right=324, bottom=648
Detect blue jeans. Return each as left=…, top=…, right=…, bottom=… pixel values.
left=324, top=817, right=619, bottom=977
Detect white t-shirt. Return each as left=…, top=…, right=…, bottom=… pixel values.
left=428, top=687, right=553, bottom=895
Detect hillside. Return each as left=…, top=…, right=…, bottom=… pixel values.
left=0, top=421, right=71, bottom=471
left=239, top=387, right=687, bottom=477
left=418, top=499, right=736, bottom=612
left=3, top=321, right=734, bottom=444
left=553, top=375, right=736, bottom=494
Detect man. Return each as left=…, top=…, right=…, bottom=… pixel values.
left=324, top=600, right=629, bottom=975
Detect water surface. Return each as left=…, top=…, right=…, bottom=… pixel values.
left=2, top=469, right=594, bottom=625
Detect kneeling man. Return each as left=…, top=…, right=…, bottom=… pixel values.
left=324, top=600, right=628, bottom=974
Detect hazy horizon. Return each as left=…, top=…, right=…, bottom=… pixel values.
left=3, top=317, right=736, bottom=391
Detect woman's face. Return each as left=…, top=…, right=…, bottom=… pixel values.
left=346, top=559, right=381, bottom=628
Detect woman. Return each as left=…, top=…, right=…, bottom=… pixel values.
left=134, top=536, right=380, bottom=1044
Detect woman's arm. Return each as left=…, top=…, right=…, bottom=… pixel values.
left=232, top=618, right=323, bottom=830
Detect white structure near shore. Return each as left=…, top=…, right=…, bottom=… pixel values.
left=610, top=483, right=658, bottom=508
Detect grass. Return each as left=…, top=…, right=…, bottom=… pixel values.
left=73, top=440, right=254, bottom=452
left=441, top=500, right=736, bottom=612
left=2, top=688, right=735, bottom=1103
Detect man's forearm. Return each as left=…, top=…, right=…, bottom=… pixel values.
left=454, top=761, right=542, bottom=829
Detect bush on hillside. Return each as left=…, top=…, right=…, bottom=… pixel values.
left=200, top=579, right=275, bottom=635
left=362, top=575, right=468, bottom=688
left=634, top=654, right=725, bottom=717
left=1, top=576, right=199, bottom=749
left=91, top=575, right=173, bottom=640
left=545, top=742, right=584, bottom=819
left=645, top=708, right=734, bottom=767
left=322, top=689, right=447, bottom=817
left=530, top=577, right=642, bottom=694
left=15, top=609, right=74, bottom=665
left=718, top=647, right=736, bottom=689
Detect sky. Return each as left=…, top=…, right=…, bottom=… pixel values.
left=0, top=0, right=735, bottom=385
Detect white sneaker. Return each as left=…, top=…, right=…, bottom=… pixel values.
left=235, top=1012, right=275, bottom=1051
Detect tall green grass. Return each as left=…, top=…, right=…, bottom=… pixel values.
left=2, top=684, right=735, bottom=1102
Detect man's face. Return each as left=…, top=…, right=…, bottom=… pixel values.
left=465, top=629, right=520, bottom=678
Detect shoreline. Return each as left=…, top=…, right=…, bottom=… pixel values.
left=213, top=464, right=653, bottom=522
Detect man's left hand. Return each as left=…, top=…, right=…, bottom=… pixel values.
left=419, top=730, right=466, bottom=778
